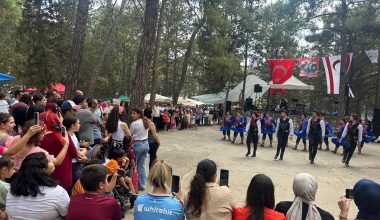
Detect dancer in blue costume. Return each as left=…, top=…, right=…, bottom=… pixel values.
left=260, top=112, right=276, bottom=148
left=358, top=119, right=376, bottom=154
left=293, top=113, right=308, bottom=151
left=220, top=111, right=232, bottom=141
left=231, top=111, right=246, bottom=144
left=319, top=117, right=335, bottom=151
left=332, top=118, right=347, bottom=154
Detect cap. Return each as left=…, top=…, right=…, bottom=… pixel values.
left=61, top=100, right=81, bottom=112
left=282, top=110, right=289, bottom=116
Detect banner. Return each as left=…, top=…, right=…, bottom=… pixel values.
left=268, top=59, right=296, bottom=94
left=322, top=55, right=341, bottom=95
left=299, top=58, right=320, bottom=77
left=366, top=49, right=379, bottom=64
left=345, top=53, right=353, bottom=74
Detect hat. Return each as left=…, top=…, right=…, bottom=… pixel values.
left=61, top=100, right=81, bottom=112
left=282, top=110, right=289, bottom=116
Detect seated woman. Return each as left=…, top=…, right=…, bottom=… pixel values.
left=185, top=159, right=235, bottom=220
left=233, top=174, right=285, bottom=220
left=6, top=152, right=70, bottom=219
left=338, top=179, right=380, bottom=220
left=134, top=160, right=184, bottom=220
left=275, top=173, right=334, bottom=220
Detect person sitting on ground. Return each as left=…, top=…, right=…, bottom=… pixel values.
left=185, top=159, right=235, bottom=220
left=338, top=179, right=380, bottom=220
left=275, top=173, right=334, bottom=220
left=106, top=148, right=137, bottom=199
left=6, top=152, right=70, bottom=219
left=67, top=164, right=122, bottom=220
left=0, top=155, right=16, bottom=220
left=134, top=160, right=185, bottom=220
left=233, top=174, right=285, bottom=220
left=71, top=160, right=117, bottom=196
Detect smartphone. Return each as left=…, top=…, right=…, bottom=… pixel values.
left=171, top=175, right=180, bottom=193
left=220, top=169, right=229, bottom=187
left=345, top=189, right=354, bottom=199
left=117, top=168, right=126, bottom=177
left=61, top=126, right=66, bottom=137
left=34, top=112, right=39, bottom=125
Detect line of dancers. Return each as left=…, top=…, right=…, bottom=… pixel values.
left=220, top=110, right=375, bottom=167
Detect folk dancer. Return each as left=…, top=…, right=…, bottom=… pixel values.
left=231, top=111, right=246, bottom=144
left=220, top=112, right=232, bottom=141
left=319, top=117, right=333, bottom=151
left=331, top=118, right=347, bottom=154
left=306, top=111, right=325, bottom=164
left=340, top=115, right=363, bottom=167
left=261, top=112, right=276, bottom=148
left=293, top=113, right=308, bottom=151
left=274, top=110, right=294, bottom=161
left=245, top=112, right=261, bottom=157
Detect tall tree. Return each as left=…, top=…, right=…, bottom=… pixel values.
left=130, top=0, right=159, bottom=109
left=65, top=0, right=91, bottom=98
left=86, top=0, right=128, bottom=96
left=149, top=0, right=167, bottom=107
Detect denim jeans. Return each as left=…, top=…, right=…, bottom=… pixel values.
left=134, top=140, right=149, bottom=190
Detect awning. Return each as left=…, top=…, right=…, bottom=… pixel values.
left=269, top=75, right=314, bottom=90
left=0, top=73, right=16, bottom=81
left=228, top=75, right=269, bottom=102
left=144, top=93, right=172, bottom=102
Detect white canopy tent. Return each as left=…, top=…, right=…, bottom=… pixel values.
left=227, top=75, right=269, bottom=102
left=269, top=75, right=314, bottom=90
left=144, top=93, right=173, bottom=102
left=192, top=92, right=225, bottom=104
left=177, top=97, right=205, bottom=106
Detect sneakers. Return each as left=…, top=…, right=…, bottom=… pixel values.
left=303, top=148, right=307, bottom=152
left=293, top=146, right=298, bottom=150
left=345, top=163, right=350, bottom=167
left=260, top=142, right=264, bottom=147
left=251, top=153, right=256, bottom=157
left=274, top=155, right=278, bottom=160
left=279, top=157, right=283, bottom=160
left=245, top=152, right=250, bottom=157
left=310, top=161, right=314, bottom=164
left=342, top=158, right=346, bottom=163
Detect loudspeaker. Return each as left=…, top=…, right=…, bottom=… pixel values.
left=226, top=101, right=232, bottom=112
left=373, top=108, right=380, bottom=137
left=254, top=84, right=262, bottom=93
left=244, top=98, right=253, bottom=110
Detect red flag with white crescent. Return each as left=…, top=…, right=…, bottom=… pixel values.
left=268, top=59, right=296, bottom=95
left=345, top=53, right=353, bottom=74
left=322, top=55, right=341, bottom=95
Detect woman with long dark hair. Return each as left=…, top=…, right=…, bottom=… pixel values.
left=233, top=174, right=285, bottom=220
left=130, top=108, right=150, bottom=191
left=105, top=105, right=131, bottom=156
left=0, top=113, right=15, bottom=147
left=6, top=152, right=70, bottom=219
left=143, top=107, right=161, bottom=169
left=185, top=159, right=234, bottom=220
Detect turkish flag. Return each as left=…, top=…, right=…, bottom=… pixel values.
left=268, top=59, right=296, bottom=94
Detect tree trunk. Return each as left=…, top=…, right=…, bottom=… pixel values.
left=149, top=0, right=167, bottom=107
left=65, top=0, right=91, bottom=99
left=163, top=47, right=170, bottom=96
left=87, top=0, right=128, bottom=96
left=241, top=39, right=248, bottom=108
left=130, top=0, right=159, bottom=109
left=339, top=0, right=348, bottom=116
left=172, top=17, right=205, bottom=105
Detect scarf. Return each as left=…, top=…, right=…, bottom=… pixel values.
left=354, top=179, right=380, bottom=220
left=286, top=173, right=322, bottom=220
left=40, top=111, right=65, bottom=146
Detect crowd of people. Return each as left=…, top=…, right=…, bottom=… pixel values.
left=133, top=159, right=380, bottom=220
left=220, top=109, right=374, bottom=167
left=0, top=88, right=378, bottom=220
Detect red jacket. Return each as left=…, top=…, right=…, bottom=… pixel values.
left=233, top=207, right=286, bottom=220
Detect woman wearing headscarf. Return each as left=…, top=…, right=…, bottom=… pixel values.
left=275, top=173, right=334, bottom=220
left=338, top=179, right=380, bottom=220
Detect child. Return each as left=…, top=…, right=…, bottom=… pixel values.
left=0, top=155, right=16, bottom=219
left=190, top=111, right=196, bottom=130
left=162, top=110, right=170, bottom=131
left=106, top=148, right=137, bottom=205
left=170, top=113, right=176, bottom=132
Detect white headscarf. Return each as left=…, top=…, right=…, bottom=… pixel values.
left=286, top=173, right=322, bottom=220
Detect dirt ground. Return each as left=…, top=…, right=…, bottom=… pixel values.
left=125, top=126, right=380, bottom=219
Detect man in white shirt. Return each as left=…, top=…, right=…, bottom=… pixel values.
left=306, top=111, right=325, bottom=164
left=340, top=115, right=363, bottom=167
left=274, top=110, right=294, bottom=160
left=153, top=102, right=160, bottom=130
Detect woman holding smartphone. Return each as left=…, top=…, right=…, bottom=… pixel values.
left=185, top=159, right=235, bottom=220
